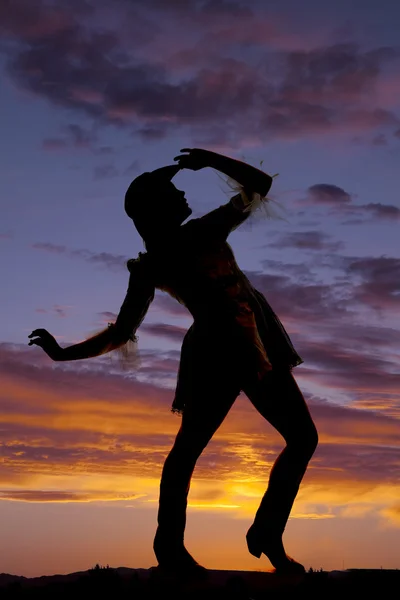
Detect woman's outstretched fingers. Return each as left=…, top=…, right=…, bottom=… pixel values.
left=28, top=329, right=55, bottom=347
left=173, top=149, right=209, bottom=171
left=28, top=329, right=50, bottom=344
left=29, top=328, right=48, bottom=338
left=28, top=329, right=61, bottom=360
left=28, top=331, right=44, bottom=346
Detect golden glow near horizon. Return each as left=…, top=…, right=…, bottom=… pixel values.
left=0, top=336, right=399, bottom=576
left=1, top=351, right=398, bottom=531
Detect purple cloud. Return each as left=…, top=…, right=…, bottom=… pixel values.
left=135, top=125, right=172, bottom=142
left=123, top=159, right=140, bottom=175
left=307, top=184, right=353, bottom=206
left=35, top=305, right=71, bottom=318
left=140, top=323, right=187, bottom=343
left=345, top=256, right=400, bottom=312
left=93, top=164, right=119, bottom=180
left=267, top=230, right=344, bottom=252
left=153, top=293, right=192, bottom=318
left=42, top=123, right=102, bottom=154
left=305, top=183, right=399, bottom=223
left=1, top=2, right=399, bottom=145
left=245, top=270, right=349, bottom=324
left=65, top=123, right=95, bottom=147
left=32, top=242, right=128, bottom=271
left=362, top=203, right=400, bottom=220
left=32, top=242, right=67, bottom=254
left=98, top=311, right=118, bottom=323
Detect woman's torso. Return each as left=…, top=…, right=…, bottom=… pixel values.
left=132, top=217, right=302, bottom=373
left=147, top=223, right=257, bottom=327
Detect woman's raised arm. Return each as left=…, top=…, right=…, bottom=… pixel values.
left=174, top=148, right=273, bottom=197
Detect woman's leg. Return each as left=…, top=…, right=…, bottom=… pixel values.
left=155, top=379, right=241, bottom=567
left=243, top=369, right=318, bottom=569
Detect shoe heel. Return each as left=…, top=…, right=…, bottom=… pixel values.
left=246, top=527, right=262, bottom=559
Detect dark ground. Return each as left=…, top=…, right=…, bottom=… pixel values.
left=0, top=565, right=398, bottom=599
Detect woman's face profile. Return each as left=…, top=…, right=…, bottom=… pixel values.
left=155, top=182, right=192, bottom=225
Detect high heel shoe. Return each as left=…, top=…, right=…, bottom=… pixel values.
left=246, top=524, right=305, bottom=574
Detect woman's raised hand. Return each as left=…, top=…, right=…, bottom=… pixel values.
left=173, top=148, right=214, bottom=171
left=28, top=329, right=63, bottom=361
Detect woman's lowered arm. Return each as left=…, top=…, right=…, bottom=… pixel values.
left=28, top=269, right=155, bottom=361
left=27, top=325, right=125, bottom=361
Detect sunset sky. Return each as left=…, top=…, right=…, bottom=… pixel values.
left=1, top=0, right=399, bottom=577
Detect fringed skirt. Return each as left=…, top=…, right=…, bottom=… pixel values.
left=172, top=301, right=303, bottom=415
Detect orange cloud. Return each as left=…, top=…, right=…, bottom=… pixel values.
left=0, top=343, right=398, bottom=536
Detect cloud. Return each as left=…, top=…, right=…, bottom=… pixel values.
left=0, top=340, right=398, bottom=523
left=361, top=203, right=400, bottom=220
left=267, top=230, right=344, bottom=252
left=135, top=350, right=181, bottom=380
left=35, top=305, right=72, bottom=318
left=234, top=259, right=400, bottom=418
left=42, top=123, right=104, bottom=154
left=30, top=238, right=399, bottom=407
left=32, top=242, right=68, bottom=255
left=0, top=490, right=142, bottom=503
left=261, top=259, right=315, bottom=281
left=297, top=339, right=399, bottom=397
left=140, top=323, right=187, bottom=343
left=307, top=184, right=353, bottom=206
left=98, top=311, right=118, bottom=323
left=65, top=123, right=96, bottom=147
left=381, top=503, right=400, bottom=525
left=304, top=184, right=400, bottom=223
left=123, top=159, right=140, bottom=175
left=1, top=2, right=399, bottom=145
left=93, top=163, right=119, bottom=180
left=32, top=242, right=129, bottom=271
left=245, top=270, right=349, bottom=324
left=0, top=0, right=81, bottom=40
left=153, top=292, right=192, bottom=318
left=344, top=256, right=400, bottom=312
left=135, top=125, right=172, bottom=142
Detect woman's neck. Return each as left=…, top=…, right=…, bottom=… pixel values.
left=145, top=226, right=182, bottom=251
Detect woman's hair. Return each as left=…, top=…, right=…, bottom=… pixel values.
left=125, top=173, right=156, bottom=242
left=124, top=166, right=181, bottom=245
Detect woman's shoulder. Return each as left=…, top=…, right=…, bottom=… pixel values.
left=126, top=252, right=154, bottom=279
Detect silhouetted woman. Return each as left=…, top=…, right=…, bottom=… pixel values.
left=29, top=148, right=318, bottom=576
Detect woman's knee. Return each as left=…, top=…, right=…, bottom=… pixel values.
left=306, top=421, right=319, bottom=455
left=287, top=421, right=318, bottom=459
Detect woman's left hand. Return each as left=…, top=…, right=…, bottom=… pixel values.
left=173, top=148, right=214, bottom=171
left=28, top=329, right=63, bottom=361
